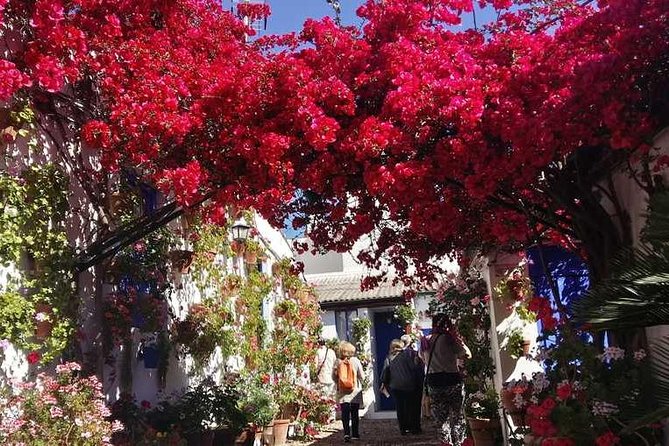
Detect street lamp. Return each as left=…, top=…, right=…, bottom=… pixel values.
left=230, top=218, right=251, bottom=243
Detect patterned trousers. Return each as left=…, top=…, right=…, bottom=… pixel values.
left=428, top=383, right=466, bottom=446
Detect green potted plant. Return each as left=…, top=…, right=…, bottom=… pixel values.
left=504, top=328, right=526, bottom=360
left=243, top=239, right=265, bottom=264
left=466, top=386, right=503, bottom=446
left=393, top=302, right=416, bottom=332
left=238, top=375, right=279, bottom=443
left=176, top=378, right=248, bottom=445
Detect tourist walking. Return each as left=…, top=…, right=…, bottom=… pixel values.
left=381, top=338, right=424, bottom=435
left=333, top=341, right=365, bottom=443
left=313, top=338, right=337, bottom=421
left=422, top=314, right=472, bottom=446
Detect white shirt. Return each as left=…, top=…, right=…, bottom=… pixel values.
left=315, top=346, right=337, bottom=384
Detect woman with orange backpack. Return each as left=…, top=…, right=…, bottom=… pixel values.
left=333, top=341, right=365, bottom=443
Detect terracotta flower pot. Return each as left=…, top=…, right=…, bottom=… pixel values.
left=262, top=424, right=274, bottom=446
left=169, top=250, right=195, bottom=273
left=244, top=251, right=258, bottom=264
left=467, top=417, right=502, bottom=446
left=231, top=240, right=245, bottom=255
left=522, top=339, right=532, bottom=355
left=271, top=419, right=290, bottom=446
left=34, top=303, right=53, bottom=340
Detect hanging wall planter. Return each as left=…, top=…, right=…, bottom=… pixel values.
left=231, top=240, right=245, bottom=255
left=169, top=250, right=195, bottom=273
left=34, top=303, right=54, bottom=340
left=244, top=251, right=258, bottom=265
left=131, top=311, right=146, bottom=329
left=140, top=343, right=159, bottom=369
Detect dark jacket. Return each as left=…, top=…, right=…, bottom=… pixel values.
left=381, top=348, right=425, bottom=391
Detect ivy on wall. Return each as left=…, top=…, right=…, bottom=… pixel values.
left=0, top=165, right=76, bottom=363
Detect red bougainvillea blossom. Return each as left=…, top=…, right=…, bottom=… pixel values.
left=555, top=381, right=573, bottom=401
left=237, top=2, right=271, bottom=21
left=2, top=0, right=668, bottom=284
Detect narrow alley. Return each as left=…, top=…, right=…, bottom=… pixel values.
left=288, top=419, right=442, bottom=446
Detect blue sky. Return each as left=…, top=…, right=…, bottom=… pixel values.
left=267, top=0, right=365, bottom=34
left=264, top=0, right=498, bottom=35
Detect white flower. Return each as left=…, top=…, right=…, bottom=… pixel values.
left=532, top=372, right=550, bottom=393
left=591, top=400, right=619, bottom=417
left=633, top=349, right=647, bottom=361
left=4, top=206, right=18, bottom=218
left=598, top=346, right=625, bottom=362
left=34, top=312, right=49, bottom=322
left=512, top=392, right=526, bottom=409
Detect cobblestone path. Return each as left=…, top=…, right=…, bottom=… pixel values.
left=288, top=419, right=442, bottom=446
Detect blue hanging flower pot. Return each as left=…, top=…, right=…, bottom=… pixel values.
left=131, top=311, right=146, bottom=329
left=141, top=345, right=159, bottom=369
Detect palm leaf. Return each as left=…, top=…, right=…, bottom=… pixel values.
left=574, top=191, right=669, bottom=330
left=619, top=337, right=669, bottom=433
left=649, top=336, right=669, bottom=407
left=643, top=190, right=669, bottom=249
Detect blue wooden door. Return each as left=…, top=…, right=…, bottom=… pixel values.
left=527, top=246, right=590, bottom=346
left=373, top=311, right=404, bottom=411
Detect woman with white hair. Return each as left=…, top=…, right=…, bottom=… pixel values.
left=333, top=341, right=365, bottom=443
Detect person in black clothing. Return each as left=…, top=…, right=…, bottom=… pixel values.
left=381, top=338, right=425, bottom=435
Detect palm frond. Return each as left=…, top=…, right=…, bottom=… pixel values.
left=650, top=336, right=669, bottom=408
left=643, top=190, right=669, bottom=249
left=573, top=191, right=669, bottom=330
left=619, top=337, right=669, bottom=432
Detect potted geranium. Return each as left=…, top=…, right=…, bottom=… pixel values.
left=466, top=386, right=502, bottom=446
left=243, top=239, right=265, bottom=264
left=171, top=299, right=236, bottom=369
left=238, top=375, right=279, bottom=444
left=501, top=377, right=533, bottom=427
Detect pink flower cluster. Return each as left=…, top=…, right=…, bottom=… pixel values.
left=0, top=61, right=32, bottom=101
left=0, top=363, right=119, bottom=445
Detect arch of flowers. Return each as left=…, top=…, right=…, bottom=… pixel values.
left=1, top=0, right=669, bottom=444
left=1, top=0, right=667, bottom=282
